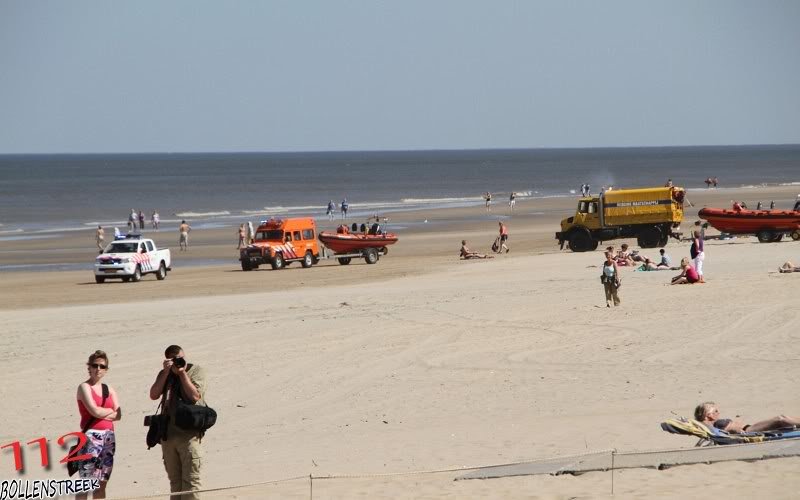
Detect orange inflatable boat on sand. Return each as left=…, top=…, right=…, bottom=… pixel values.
left=698, top=207, right=800, bottom=242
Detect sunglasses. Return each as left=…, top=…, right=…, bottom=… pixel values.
left=90, top=363, right=108, bottom=370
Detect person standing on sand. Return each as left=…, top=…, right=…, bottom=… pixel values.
left=179, top=220, right=191, bottom=251
left=152, top=210, right=160, bottom=230
left=149, top=345, right=206, bottom=500
left=138, top=210, right=145, bottom=231
left=76, top=350, right=121, bottom=500
left=602, top=252, right=621, bottom=307
left=326, top=200, right=336, bottom=221
left=341, top=198, right=349, bottom=219
left=246, top=221, right=254, bottom=244
left=484, top=192, right=492, bottom=212
left=498, top=221, right=509, bottom=253
left=691, top=221, right=705, bottom=283
left=128, top=209, right=136, bottom=232
left=95, top=225, right=105, bottom=252
left=237, top=224, right=246, bottom=249
left=508, top=192, right=516, bottom=212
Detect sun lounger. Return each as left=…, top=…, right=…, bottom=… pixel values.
left=661, top=418, right=800, bottom=446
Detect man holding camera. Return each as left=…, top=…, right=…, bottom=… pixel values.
left=149, top=345, right=206, bottom=500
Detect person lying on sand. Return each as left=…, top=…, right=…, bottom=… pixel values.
left=695, top=402, right=800, bottom=433
left=460, top=240, right=492, bottom=260
left=778, top=261, right=800, bottom=273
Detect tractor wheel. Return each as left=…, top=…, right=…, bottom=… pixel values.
left=568, top=229, right=594, bottom=252
left=637, top=227, right=662, bottom=248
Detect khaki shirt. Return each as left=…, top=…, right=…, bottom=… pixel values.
left=165, top=364, right=207, bottom=437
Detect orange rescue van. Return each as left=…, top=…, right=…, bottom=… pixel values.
left=239, top=218, right=320, bottom=270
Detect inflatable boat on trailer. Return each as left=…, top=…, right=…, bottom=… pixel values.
left=698, top=208, right=800, bottom=242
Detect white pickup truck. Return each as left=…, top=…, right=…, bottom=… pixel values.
left=94, top=235, right=171, bottom=283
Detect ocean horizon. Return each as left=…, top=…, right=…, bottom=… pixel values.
left=1, top=145, right=799, bottom=237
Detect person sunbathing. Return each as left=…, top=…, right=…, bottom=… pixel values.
left=779, top=261, right=800, bottom=273
left=460, top=240, right=492, bottom=260
left=671, top=257, right=700, bottom=284
left=694, top=402, right=800, bottom=433
left=616, top=244, right=635, bottom=266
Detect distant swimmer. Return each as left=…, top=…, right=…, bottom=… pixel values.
left=179, top=220, right=191, bottom=251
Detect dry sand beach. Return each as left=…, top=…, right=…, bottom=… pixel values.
left=2, top=186, right=800, bottom=498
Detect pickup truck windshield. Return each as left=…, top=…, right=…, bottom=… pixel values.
left=107, top=242, right=139, bottom=253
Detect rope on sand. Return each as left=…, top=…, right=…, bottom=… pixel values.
left=109, top=448, right=616, bottom=499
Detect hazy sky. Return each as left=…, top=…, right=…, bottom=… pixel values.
left=1, top=1, right=798, bottom=154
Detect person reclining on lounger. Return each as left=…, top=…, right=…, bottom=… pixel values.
left=779, top=261, right=800, bottom=273
left=460, top=240, right=492, bottom=260
left=694, top=401, right=800, bottom=433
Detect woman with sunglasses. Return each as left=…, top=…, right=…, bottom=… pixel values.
left=76, top=350, right=121, bottom=499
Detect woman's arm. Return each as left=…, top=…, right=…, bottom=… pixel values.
left=77, top=384, right=118, bottom=420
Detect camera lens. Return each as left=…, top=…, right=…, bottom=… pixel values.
left=173, top=357, right=186, bottom=368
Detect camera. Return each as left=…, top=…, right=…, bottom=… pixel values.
left=173, top=357, right=186, bottom=368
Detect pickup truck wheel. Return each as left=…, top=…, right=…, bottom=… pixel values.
left=156, top=262, right=167, bottom=280
left=337, top=257, right=351, bottom=265
left=568, top=230, right=593, bottom=252
left=131, top=265, right=142, bottom=282
left=95, top=276, right=105, bottom=284
left=757, top=230, right=774, bottom=243
left=271, top=253, right=285, bottom=270
left=364, top=248, right=379, bottom=264
left=637, top=227, right=662, bottom=248
left=301, top=252, right=314, bottom=268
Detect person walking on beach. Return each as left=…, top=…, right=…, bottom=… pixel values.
left=498, top=221, right=509, bottom=253
left=128, top=209, right=137, bottom=232
left=326, top=200, right=336, bottom=221
left=76, top=350, right=121, bottom=500
left=149, top=345, right=206, bottom=500
left=95, top=225, right=105, bottom=253
left=138, top=210, right=145, bottom=231
left=484, top=192, right=492, bottom=212
left=237, top=224, right=246, bottom=249
left=340, top=198, right=349, bottom=219
left=152, top=210, right=160, bottom=231
left=770, top=200, right=776, bottom=210
left=246, top=221, right=254, bottom=244
left=508, top=192, right=516, bottom=212
left=601, top=252, right=621, bottom=307
left=179, top=220, right=191, bottom=251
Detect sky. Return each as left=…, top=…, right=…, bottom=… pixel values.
left=1, top=1, right=799, bottom=154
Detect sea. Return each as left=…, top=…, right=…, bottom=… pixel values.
left=1, top=145, right=799, bottom=239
